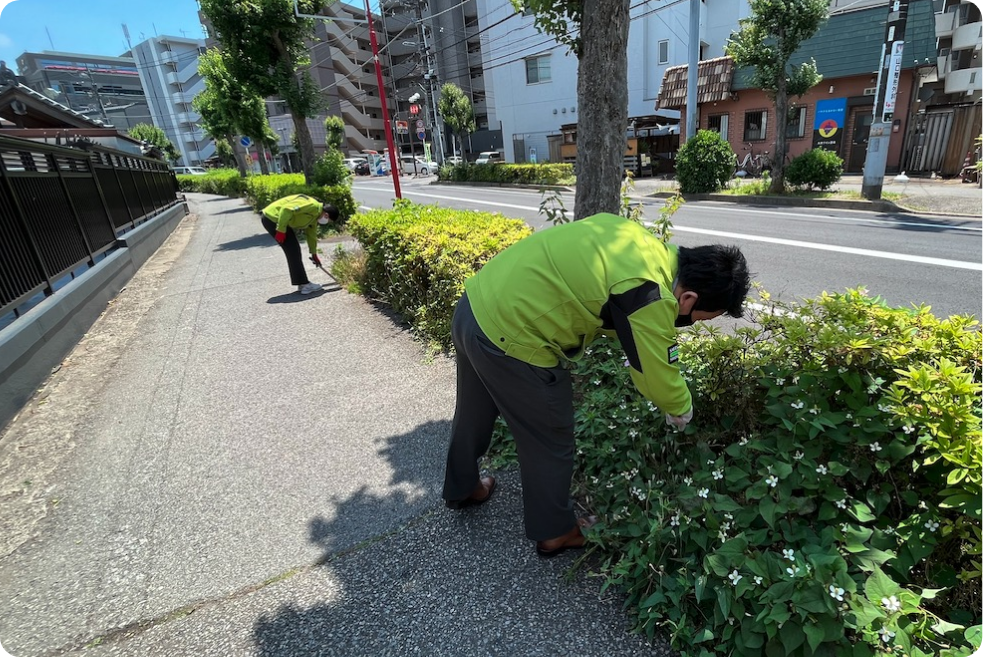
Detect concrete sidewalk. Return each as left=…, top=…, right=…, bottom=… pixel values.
left=0, top=194, right=666, bottom=656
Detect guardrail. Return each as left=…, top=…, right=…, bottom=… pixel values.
left=0, top=134, right=179, bottom=322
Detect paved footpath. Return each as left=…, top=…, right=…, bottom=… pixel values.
left=0, top=194, right=667, bottom=657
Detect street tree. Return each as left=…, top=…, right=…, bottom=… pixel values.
left=516, top=0, right=630, bottom=219
left=437, top=83, right=475, bottom=160
left=128, top=123, right=180, bottom=163
left=726, top=0, right=828, bottom=193
left=200, top=0, right=326, bottom=184
left=324, top=115, right=345, bottom=151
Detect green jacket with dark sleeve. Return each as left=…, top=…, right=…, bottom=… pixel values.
left=262, top=194, right=321, bottom=255
left=464, top=212, right=691, bottom=416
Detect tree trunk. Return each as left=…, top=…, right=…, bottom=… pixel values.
left=771, top=42, right=788, bottom=194
left=574, top=0, right=631, bottom=220
left=291, top=113, right=316, bottom=184
left=256, top=142, right=270, bottom=175
left=228, top=133, right=248, bottom=177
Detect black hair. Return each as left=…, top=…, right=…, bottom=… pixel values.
left=322, top=203, right=339, bottom=221
left=676, top=245, right=751, bottom=317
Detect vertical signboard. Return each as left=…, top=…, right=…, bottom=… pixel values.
left=813, top=98, right=848, bottom=153
left=882, top=40, right=905, bottom=122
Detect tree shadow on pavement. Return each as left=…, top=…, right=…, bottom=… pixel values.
left=251, top=420, right=666, bottom=657
left=215, top=233, right=272, bottom=252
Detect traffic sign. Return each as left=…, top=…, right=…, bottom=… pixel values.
left=415, top=119, right=424, bottom=130
left=409, top=104, right=420, bottom=115
left=416, top=130, right=426, bottom=140
left=240, top=136, right=252, bottom=147
left=395, top=120, right=408, bottom=134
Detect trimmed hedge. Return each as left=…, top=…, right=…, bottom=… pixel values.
left=346, top=201, right=532, bottom=347
left=786, top=148, right=845, bottom=191
left=676, top=130, right=737, bottom=194
left=438, top=162, right=574, bottom=186
left=176, top=168, right=246, bottom=196
left=490, top=290, right=981, bottom=657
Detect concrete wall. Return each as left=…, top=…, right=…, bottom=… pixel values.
left=0, top=203, right=188, bottom=430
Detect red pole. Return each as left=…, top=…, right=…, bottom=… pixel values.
left=365, top=0, right=402, bottom=199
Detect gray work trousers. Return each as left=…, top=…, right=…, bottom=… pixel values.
left=442, top=293, right=577, bottom=542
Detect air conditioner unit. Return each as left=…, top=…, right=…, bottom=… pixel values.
left=863, top=87, right=877, bottom=96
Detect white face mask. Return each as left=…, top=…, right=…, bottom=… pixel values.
left=317, top=216, right=330, bottom=225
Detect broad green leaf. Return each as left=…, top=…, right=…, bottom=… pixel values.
left=804, top=624, right=824, bottom=652
left=717, top=535, right=749, bottom=558
left=965, top=624, right=982, bottom=648
left=779, top=622, right=804, bottom=653
left=693, top=627, right=714, bottom=644
left=640, top=590, right=666, bottom=608
left=848, top=500, right=875, bottom=523
left=705, top=554, right=730, bottom=578
left=717, top=591, right=731, bottom=620
left=864, top=566, right=902, bottom=603
left=760, top=497, right=777, bottom=528
left=931, top=618, right=965, bottom=635
left=828, top=461, right=850, bottom=476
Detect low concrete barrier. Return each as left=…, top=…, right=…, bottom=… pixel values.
left=0, top=202, right=188, bottom=430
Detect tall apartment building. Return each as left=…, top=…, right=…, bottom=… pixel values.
left=131, top=35, right=214, bottom=166
left=13, top=50, right=150, bottom=132
left=933, top=0, right=981, bottom=99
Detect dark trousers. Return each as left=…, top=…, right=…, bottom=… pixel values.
left=261, top=216, right=309, bottom=286
left=442, top=293, right=577, bottom=542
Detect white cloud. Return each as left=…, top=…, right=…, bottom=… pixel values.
left=0, top=0, right=18, bottom=20
left=0, top=33, right=12, bottom=48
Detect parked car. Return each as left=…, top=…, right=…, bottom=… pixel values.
left=475, top=151, right=503, bottom=165
left=400, top=154, right=438, bottom=175
left=353, top=160, right=371, bottom=175
left=343, top=157, right=367, bottom=172
left=445, top=156, right=464, bottom=166
left=173, top=166, right=207, bottom=175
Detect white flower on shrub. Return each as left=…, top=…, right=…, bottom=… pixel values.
left=838, top=367, right=848, bottom=374
left=878, top=403, right=892, bottom=413
left=683, top=477, right=693, bottom=486
left=868, top=377, right=885, bottom=393
left=765, top=475, right=779, bottom=488
left=845, top=412, right=853, bottom=420
left=776, top=378, right=785, bottom=385
left=739, top=436, right=749, bottom=446
left=647, top=402, right=656, bottom=412
left=918, top=501, right=928, bottom=510
left=782, top=548, right=795, bottom=562
left=629, top=429, right=638, bottom=438
left=591, top=476, right=599, bottom=484
left=670, top=513, right=680, bottom=527
left=624, top=359, right=631, bottom=367
left=592, top=379, right=601, bottom=386
left=718, top=529, right=728, bottom=541
left=792, top=376, right=800, bottom=384
left=724, top=513, right=734, bottom=520
left=720, top=522, right=731, bottom=533
left=728, top=570, right=742, bottom=586
left=698, top=488, right=709, bottom=499
left=881, top=596, right=902, bottom=613
left=878, top=627, right=896, bottom=644
left=828, top=585, right=845, bottom=601
left=793, top=451, right=804, bottom=461
left=924, top=519, right=940, bottom=532
left=870, top=442, right=882, bottom=453
left=791, top=401, right=805, bottom=410
left=786, top=565, right=801, bottom=577
left=631, top=487, right=645, bottom=501
left=816, top=464, right=829, bottom=475
left=808, top=406, right=820, bottom=415
left=619, top=403, right=627, bottom=410
left=835, top=499, right=848, bottom=509
left=608, top=424, right=616, bottom=430
left=753, top=576, right=764, bottom=585
left=884, top=527, right=896, bottom=535
left=713, top=470, right=724, bottom=480
left=840, top=523, right=850, bottom=532
left=902, top=425, right=915, bottom=434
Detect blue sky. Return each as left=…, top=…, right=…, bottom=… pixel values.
left=0, top=0, right=206, bottom=69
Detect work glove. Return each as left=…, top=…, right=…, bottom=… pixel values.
left=274, top=231, right=287, bottom=244
left=310, top=253, right=322, bottom=267
left=665, top=406, right=694, bottom=431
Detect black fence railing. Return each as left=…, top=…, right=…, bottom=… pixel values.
left=0, top=135, right=180, bottom=322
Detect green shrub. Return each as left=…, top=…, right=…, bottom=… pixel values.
left=488, top=289, right=981, bottom=656
left=437, top=163, right=574, bottom=186
left=347, top=200, right=532, bottom=347
left=176, top=168, right=246, bottom=196
left=312, top=149, right=351, bottom=187
left=786, top=148, right=845, bottom=191
left=242, top=174, right=357, bottom=225
left=676, top=130, right=737, bottom=194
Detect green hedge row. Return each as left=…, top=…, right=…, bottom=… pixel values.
left=346, top=200, right=531, bottom=347
left=175, top=169, right=357, bottom=224
left=437, top=162, right=574, bottom=186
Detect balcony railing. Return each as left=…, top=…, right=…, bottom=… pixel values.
left=944, top=66, right=981, bottom=93
left=936, top=10, right=957, bottom=37
left=952, top=20, right=983, bottom=50
left=0, top=135, right=179, bottom=321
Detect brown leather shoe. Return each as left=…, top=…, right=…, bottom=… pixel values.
left=536, top=516, right=597, bottom=557
left=445, top=476, right=497, bottom=510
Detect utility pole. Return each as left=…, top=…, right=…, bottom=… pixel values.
left=414, top=0, right=446, bottom=163
left=685, top=0, right=700, bottom=139
left=862, top=0, right=910, bottom=200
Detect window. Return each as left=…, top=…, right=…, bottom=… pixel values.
left=786, top=106, right=807, bottom=139
left=525, top=55, right=551, bottom=84
left=744, top=110, right=767, bottom=141
left=658, top=40, right=669, bottom=65
left=707, top=113, right=729, bottom=137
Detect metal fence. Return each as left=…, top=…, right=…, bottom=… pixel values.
left=0, top=135, right=179, bottom=321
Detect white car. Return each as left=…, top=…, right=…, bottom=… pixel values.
left=173, top=166, right=207, bottom=175
left=475, top=151, right=503, bottom=165
left=343, top=157, right=367, bottom=172
left=445, top=156, right=464, bottom=166
left=400, top=155, right=438, bottom=175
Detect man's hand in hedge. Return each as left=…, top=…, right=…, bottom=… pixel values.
left=665, top=407, right=694, bottom=431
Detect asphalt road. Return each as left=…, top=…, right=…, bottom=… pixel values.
left=351, top=179, right=983, bottom=320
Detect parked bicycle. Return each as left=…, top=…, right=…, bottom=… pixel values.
left=734, top=144, right=770, bottom=178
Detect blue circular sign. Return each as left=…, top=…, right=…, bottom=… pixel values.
left=240, top=136, right=252, bottom=147
left=416, top=130, right=426, bottom=140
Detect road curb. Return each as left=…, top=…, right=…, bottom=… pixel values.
left=432, top=180, right=573, bottom=192
left=644, top=191, right=906, bottom=214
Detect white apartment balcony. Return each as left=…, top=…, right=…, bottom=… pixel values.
left=936, top=10, right=957, bottom=37
left=944, top=66, right=981, bottom=93
left=172, top=91, right=191, bottom=106
left=952, top=21, right=982, bottom=51
left=938, top=52, right=951, bottom=78
left=182, top=129, right=206, bottom=143
left=177, top=111, right=198, bottom=125
left=160, top=51, right=178, bottom=66
left=166, top=71, right=181, bottom=86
